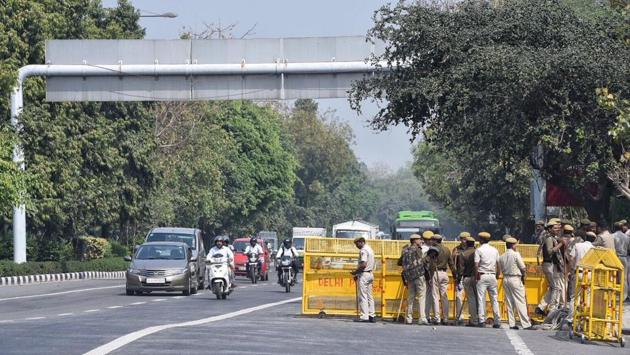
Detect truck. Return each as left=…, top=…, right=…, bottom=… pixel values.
left=332, top=220, right=379, bottom=240
left=391, top=210, right=440, bottom=240
left=291, top=227, right=326, bottom=269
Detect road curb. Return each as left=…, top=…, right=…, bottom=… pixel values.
left=0, top=271, right=125, bottom=286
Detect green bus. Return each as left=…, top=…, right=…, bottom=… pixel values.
left=391, top=210, right=440, bottom=240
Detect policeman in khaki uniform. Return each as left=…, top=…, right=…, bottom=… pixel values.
left=421, top=231, right=435, bottom=318
left=475, top=231, right=501, bottom=328
left=452, top=232, right=470, bottom=324
left=456, top=235, right=479, bottom=326
left=398, top=234, right=428, bottom=325
left=432, top=234, right=455, bottom=325
left=499, top=237, right=532, bottom=330
left=351, top=237, right=376, bottom=323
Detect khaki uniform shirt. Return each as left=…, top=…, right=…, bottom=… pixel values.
left=359, top=244, right=375, bottom=272
left=498, top=249, right=526, bottom=277
left=474, top=243, right=499, bottom=274
left=436, top=243, right=455, bottom=272
left=457, top=247, right=476, bottom=279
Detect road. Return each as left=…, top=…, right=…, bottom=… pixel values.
left=0, top=278, right=627, bottom=355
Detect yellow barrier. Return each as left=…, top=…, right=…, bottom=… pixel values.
left=302, top=238, right=548, bottom=322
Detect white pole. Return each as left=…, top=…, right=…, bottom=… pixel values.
left=10, top=84, right=26, bottom=264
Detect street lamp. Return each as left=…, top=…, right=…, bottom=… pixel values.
left=139, top=11, right=177, bottom=18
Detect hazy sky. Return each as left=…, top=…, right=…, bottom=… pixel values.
left=103, top=0, right=415, bottom=169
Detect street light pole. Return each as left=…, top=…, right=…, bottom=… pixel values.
left=138, top=12, right=177, bottom=18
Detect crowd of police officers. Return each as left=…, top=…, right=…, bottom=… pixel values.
left=350, top=218, right=630, bottom=328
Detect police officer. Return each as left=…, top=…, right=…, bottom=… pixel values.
left=499, top=236, right=532, bottom=330
left=351, top=236, right=375, bottom=323
left=431, top=234, right=455, bottom=325
left=536, top=219, right=562, bottom=316
left=475, top=231, right=501, bottom=328
left=421, top=230, right=434, bottom=318
left=452, top=232, right=469, bottom=325
left=398, top=234, right=428, bottom=325
left=456, top=235, right=478, bottom=326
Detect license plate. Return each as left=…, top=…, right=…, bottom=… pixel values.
left=146, top=278, right=166, bottom=284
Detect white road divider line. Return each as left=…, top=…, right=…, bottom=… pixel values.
left=151, top=299, right=166, bottom=302
left=84, top=296, right=301, bottom=355
left=0, top=285, right=123, bottom=302
left=173, top=296, right=184, bottom=299
left=107, top=306, right=123, bottom=309
left=0, top=319, right=14, bottom=323
left=129, top=302, right=146, bottom=305
left=24, top=316, right=45, bottom=320
left=505, top=329, right=535, bottom=355
left=57, top=313, right=74, bottom=316
left=84, top=309, right=100, bottom=313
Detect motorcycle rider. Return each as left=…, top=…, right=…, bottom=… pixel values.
left=207, top=236, right=235, bottom=287
left=244, top=237, right=264, bottom=276
left=276, top=238, right=299, bottom=284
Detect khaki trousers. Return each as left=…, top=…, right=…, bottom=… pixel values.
left=455, top=281, right=465, bottom=321
left=406, top=276, right=428, bottom=323
left=476, top=274, right=500, bottom=325
left=503, top=276, right=531, bottom=328
left=463, top=276, right=479, bottom=324
left=538, top=262, right=560, bottom=312
left=358, top=272, right=375, bottom=320
left=431, top=270, right=449, bottom=322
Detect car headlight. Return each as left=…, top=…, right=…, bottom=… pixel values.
left=165, top=269, right=188, bottom=276
left=128, top=268, right=141, bottom=274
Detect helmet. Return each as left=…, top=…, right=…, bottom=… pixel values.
left=283, top=239, right=291, bottom=247
left=250, top=237, right=257, bottom=244
left=214, top=236, right=223, bottom=245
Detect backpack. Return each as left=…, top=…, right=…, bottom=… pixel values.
left=401, top=245, right=424, bottom=282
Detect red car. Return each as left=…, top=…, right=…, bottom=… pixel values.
left=233, top=238, right=270, bottom=281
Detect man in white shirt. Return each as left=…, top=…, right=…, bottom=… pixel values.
left=351, top=236, right=376, bottom=323
left=206, top=236, right=235, bottom=285
left=244, top=237, right=264, bottom=276
left=276, top=239, right=299, bottom=284
left=474, top=231, right=501, bottom=328
left=499, top=237, right=531, bottom=330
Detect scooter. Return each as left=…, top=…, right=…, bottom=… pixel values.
left=247, top=253, right=260, bottom=284
left=279, top=255, right=295, bottom=293
left=207, top=253, right=232, bottom=300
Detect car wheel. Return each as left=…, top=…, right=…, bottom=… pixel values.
left=198, top=279, right=205, bottom=291
left=191, top=283, right=198, bottom=295
left=183, top=278, right=191, bottom=296
left=135, top=290, right=144, bottom=295
left=221, top=293, right=227, bottom=300
left=126, top=289, right=134, bottom=296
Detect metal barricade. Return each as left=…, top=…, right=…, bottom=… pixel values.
left=572, top=247, right=625, bottom=346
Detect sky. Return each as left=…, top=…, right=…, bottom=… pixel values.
left=103, top=0, right=415, bottom=170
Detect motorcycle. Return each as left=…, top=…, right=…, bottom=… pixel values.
left=207, top=253, right=232, bottom=300
left=247, top=253, right=260, bottom=284
left=279, top=255, right=295, bottom=293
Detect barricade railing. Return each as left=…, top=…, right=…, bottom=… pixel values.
left=302, top=237, right=548, bottom=322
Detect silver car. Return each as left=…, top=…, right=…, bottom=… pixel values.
left=125, top=242, right=199, bottom=296
left=144, top=227, right=206, bottom=290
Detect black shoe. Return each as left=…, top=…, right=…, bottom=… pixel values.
left=369, top=316, right=376, bottom=323
left=440, top=320, right=448, bottom=326
left=431, top=320, right=439, bottom=325
left=493, top=324, right=501, bottom=329
left=465, top=323, right=477, bottom=327
left=510, top=326, right=519, bottom=330
left=353, top=318, right=370, bottom=323
left=476, top=323, right=486, bottom=328
left=534, top=307, right=546, bottom=316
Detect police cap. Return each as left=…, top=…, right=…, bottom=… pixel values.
left=478, top=232, right=491, bottom=240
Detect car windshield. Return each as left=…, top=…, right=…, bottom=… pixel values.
left=147, top=232, right=195, bottom=249
left=233, top=241, right=248, bottom=253
left=293, top=238, right=305, bottom=250
left=136, top=245, right=186, bottom=260
left=335, top=230, right=370, bottom=239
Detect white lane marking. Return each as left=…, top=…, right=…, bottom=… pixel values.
left=173, top=296, right=184, bottom=299
left=24, top=317, right=45, bottom=320
left=107, top=306, right=123, bottom=309
left=57, top=313, right=74, bottom=316
left=0, top=319, right=14, bottom=323
left=505, top=329, right=535, bottom=355
left=0, top=285, right=123, bottom=302
left=84, top=309, right=100, bottom=313
left=85, top=296, right=301, bottom=355
left=129, top=302, right=146, bottom=305
left=151, top=299, right=166, bottom=302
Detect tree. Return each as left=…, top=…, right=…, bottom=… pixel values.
left=351, top=0, right=630, bottom=224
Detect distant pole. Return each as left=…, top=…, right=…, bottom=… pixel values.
left=138, top=12, right=177, bottom=18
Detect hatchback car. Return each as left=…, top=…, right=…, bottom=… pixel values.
left=144, top=227, right=206, bottom=290
left=125, top=242, right=199, bottom=296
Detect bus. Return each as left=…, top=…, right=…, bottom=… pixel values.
left=391, top=210, right=440, bottom=240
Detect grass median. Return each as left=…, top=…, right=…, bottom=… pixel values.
left=0, top=257, right=128, bottom=277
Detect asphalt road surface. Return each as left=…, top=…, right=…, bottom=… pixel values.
left=0, top=278, right=627, bottom=355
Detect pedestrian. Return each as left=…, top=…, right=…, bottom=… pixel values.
left=574, top=219, right=592, bottom=243
left=456, top=235, right=479, bottom=326
left=452, top=232, right=469, bottom=325
left=532, top=220, right=545, bottom=245
left=612, top=221, right=630, bottom=301
left=535, top=219, right=562, bottom=316
left=499, top=236, right=532, bottom=330
left=594, top=223, right=615, bottom=250
left=564, top=225, right=578, bottom=308
left=421, top=230, right=433, bottom=255
left=398, top=234, right=428, bottom=325
left=422, top=230, right=434, bottom=318
left=432, top=234, right=455, bottom=325
left=351, top=237, right=375, bottom=323
left=475, top=231, right=501, bottom=328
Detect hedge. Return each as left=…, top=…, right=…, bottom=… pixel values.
left=0, top=257, right=128, bottom=277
